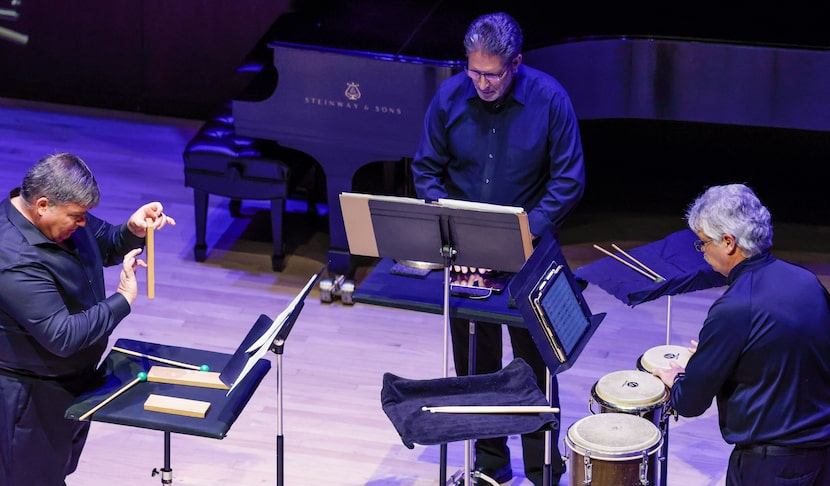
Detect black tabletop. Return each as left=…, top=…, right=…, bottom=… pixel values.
left=65, top=338, right=271, bottom=440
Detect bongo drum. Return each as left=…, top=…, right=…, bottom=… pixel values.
left=590, top=370, right=669, bottom=429
left=565, top=413, right=662, bottom=485
left=637, top=344, right=690, bottom=373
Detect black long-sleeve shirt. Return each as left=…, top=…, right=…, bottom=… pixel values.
left=0, top=197, right=143, bottom=380
left=411, top=64, right=585, bottom=237
left=671, top=252, right=830, bottom=447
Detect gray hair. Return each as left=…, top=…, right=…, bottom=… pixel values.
left=685, top=183, right=773, bottom=257
left=20, top=153, right=100, bottom=208
left=463, top=12, right=523, bottom=61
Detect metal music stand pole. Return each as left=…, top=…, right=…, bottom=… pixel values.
left=150, top=431, right=173, bottom=485
left=439, top=245, right=456, bottom=486
left=272, top=339, right=286, bottom=486
left=543, top=368, right=553, bottom=486
left=268, top=302, right=305, bottom=486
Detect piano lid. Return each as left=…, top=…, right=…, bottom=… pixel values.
left=270, top=1, right=829, bottom=61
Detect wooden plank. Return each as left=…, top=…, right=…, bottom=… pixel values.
left=146, top=365, right=229, bottom=390
left=144, top=394, right=211, bottom=418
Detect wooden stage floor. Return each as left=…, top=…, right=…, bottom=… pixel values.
left=1, top=97, right=828, bottom=485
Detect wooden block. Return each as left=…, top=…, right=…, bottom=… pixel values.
left=146, top=365, right=229, bottom=390
left=144, top=394, right=211, bottom=418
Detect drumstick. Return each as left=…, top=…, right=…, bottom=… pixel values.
left=421, top=405, right=560, bottom=414
left=611, top=243, right=666, bottom=282
left=78, top=371, right=148, bottom=421
left=111, top=346, right=209, bottom=371
left=593, top=244, right=658, bottom=282
left=145, top=218, right=155, bottom=299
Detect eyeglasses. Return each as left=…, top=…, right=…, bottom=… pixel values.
left=465, top=63, right=511, bottom=83
left=693, top=238, right=714, bottom=252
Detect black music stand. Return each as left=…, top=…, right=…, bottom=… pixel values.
left=219, top=270, right=321, bottom=486
left=346, top=195, right=535, bottom=485
left=509, top=232, right=607, bottom=486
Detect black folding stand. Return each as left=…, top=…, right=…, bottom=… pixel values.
left=219, top=270, right=322, bottom=486
left=365, top=198, right=534, bottom=486
left=509, top=232, right=606, bottom=486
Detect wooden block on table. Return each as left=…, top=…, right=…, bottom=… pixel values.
left=146, top=365, right=229, bottom=390
left=144, top=394, right=211, bottom=418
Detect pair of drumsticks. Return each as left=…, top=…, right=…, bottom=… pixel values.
left=593, top=243, right=666, bottom=283
left=77, top=347, right=210, bottom=421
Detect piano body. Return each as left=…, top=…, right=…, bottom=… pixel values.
left=232, top=2, right=484, bottom=274
left=234, top=42, right=460, bottom=273
left=233, top=2, right=830, bottom=275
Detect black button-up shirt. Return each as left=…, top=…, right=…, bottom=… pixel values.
left=0, top=197, right=143, bottom=379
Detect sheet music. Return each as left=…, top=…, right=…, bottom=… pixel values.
left=436, top=198, right=525, bottom=214
left=227, top=273, right=318, bottom=395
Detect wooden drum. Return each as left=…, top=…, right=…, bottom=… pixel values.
left=566, top=413, right=663, bottom=485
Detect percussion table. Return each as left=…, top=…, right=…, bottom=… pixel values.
left=66, top=338, right=271, bottom=485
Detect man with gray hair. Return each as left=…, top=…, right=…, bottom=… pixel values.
left=0, top=153, right=176, bottom=485
left=653, top=183, right=830, bottom=485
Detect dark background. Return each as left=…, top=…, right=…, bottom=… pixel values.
left=2, top=1, right=828, bottom=226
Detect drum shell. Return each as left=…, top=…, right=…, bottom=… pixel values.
left=565, top=414, right=662, bottom=486
left=589, top=372, right=670, bottom=430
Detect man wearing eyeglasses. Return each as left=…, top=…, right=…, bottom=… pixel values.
left=653, top=184, right=830, bottom=485
left=411, top=11, right=585, bottom=486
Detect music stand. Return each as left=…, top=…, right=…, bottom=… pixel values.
left=219, top=270, right=322, bottom=486
left=340, top=193, right=534, bottom=485
left=507, top=231, right=606, bottom=486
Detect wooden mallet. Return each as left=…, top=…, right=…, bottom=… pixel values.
left=78, top=371, right=148, bottom=421
left=145, top=218, right=154, bottom=299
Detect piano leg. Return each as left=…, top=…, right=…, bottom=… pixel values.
left=324, top=170, right=355, bottom=276
left=269, top=197, right=286, bottom=272
left=193, top=189, right=209, bottom=262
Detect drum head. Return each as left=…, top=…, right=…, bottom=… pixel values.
left=594, top=370, right=667, bottom=408
left=640, top=344, right=690, bottom=372
left=567, top=413, right=662, bottom=460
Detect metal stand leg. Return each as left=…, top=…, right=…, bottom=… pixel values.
left=542, top=368, right=553, bottom=486
left=439, top=246, right=456, bottom=485
left=272, top=340, right=286, bottom=486
left=151, top=431, right=173, bottom=485
left=461, top=320, right=477, bottom=486
left=660, top=416, right=670, bottom=486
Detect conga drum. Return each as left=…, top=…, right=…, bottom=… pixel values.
left=565, top=413, right=662, bottom=485
left=637, top=344, right=690, bottom=373
left=589, top=370, right=669, bottom=429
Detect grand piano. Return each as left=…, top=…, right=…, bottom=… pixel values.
left=233, top=1, right=830, bottom=275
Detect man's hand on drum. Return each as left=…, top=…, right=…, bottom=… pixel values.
left=652, top=360, right=685, bottom=388
left=689, top=340, right=698, bottom=354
